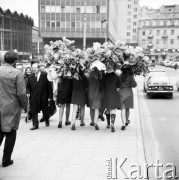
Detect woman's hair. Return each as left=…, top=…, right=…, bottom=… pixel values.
left=24, top=67, right=31, bottom=75
left=120, top=66, right=133, bottom=82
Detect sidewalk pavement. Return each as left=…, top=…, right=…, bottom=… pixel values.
left=0, top=87, right=146, bottom=180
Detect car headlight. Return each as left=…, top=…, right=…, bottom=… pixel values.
left=170, top=87, right=173, bottom=90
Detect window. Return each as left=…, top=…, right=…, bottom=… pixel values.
left=171, top=39, right=174, bottom=44
left=134, top=1, right=137, bottom=5
left=149, top=21, right=153, bottom=26
left=127, top=32, right=130, bottom=36
left=157, top=21, right=160, bottom=26
left=51, top=21, right=55, bottom=28
left=71, top=22, right=75, bottom=28
left=142, top=40, right=145, bottom=45
left=128, top=11, right=131, bottom=15
left=171, top=29, right=174, bottom=35
left=133, top=29, right=137, bottom=33
left=149, top=30, right=152, bottom=34
left=156, top=30, right=160, bottom=35
left=128, top=5, right=131, bottom=9
left=163, top=39, right=167, bottom=44
left=133, top=22, right=137, bottom=26
left=96, top=6, right=100, bottom=13
left=127, top=19, right=131, bottom=23
left=156, top=39, right=159, bottom=44
left=143, top=21, right=146, bottom=26
left=127, top=25, right=131, bottom=29
left=126, top=39, right=130, bottom=43
left=76, top=7, right=81, bottom=13
left=142, top=30, right=145, bottom=36
left=76, top=21, right=80, bottom=28
left=100, top=6, right=106, bottom=13
left=133, top=35, right=136, bottom=40
left=134, top=8, right=137, bottom=12
left=41, top=21, right=45, bottom=28
left=133, top=15, right=137, bottom=18
left=46, top=21, right=50, bottom=27
left=41, top=6, right=45, bottom=13
left=164, top=21, right=167, bottom=26
left=164, top=30, right=167, bottom=35
left=56, top=21, right=60, bottom=27
left=171, top=20, right=175, bottom=26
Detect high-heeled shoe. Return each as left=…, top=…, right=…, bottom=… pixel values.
left=71, top=124, right=75, bottom=130
left=94, top=123, right=99, bottom=130
left=121, top=126, right=126, bottom=130
left=58, top=121, right=62, bottom=128
left=65, top=121, right=71, bottom=126
left=111, top=124, right=115, bottom=132
left=125, top=120, right=130, bottom=126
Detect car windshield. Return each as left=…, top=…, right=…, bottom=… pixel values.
left=149, top=71, right=166, bottom=77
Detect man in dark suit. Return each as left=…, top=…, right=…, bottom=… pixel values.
left=27, top=63, right=53, bottom=130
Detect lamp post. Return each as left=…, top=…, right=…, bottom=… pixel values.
left=83, top=0, right=86, bottom=50
left=105, top=21, right=108, bottom=42
left=1, top=15, right=4, bottom=50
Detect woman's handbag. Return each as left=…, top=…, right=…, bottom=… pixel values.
left=44, top=99, right=57, bottom=117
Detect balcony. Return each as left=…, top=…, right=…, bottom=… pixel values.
left=148, top=34, right=153, bottom=38
left=148, top=43, right=153, bottom=47
left=162, top=34, right=168, bottom=38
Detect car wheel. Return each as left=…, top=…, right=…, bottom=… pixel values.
left=178, top=88, right=179, bottom=91
left=147, top=93, right=152, bottom=99
left=168, top=93, right=173, bottom=99
left=143, top=85, right=146, bottom=92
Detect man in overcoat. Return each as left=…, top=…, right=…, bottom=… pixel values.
left=0, top=51, right=27, bottom=167
left=27, top=63, right=53, bottom=130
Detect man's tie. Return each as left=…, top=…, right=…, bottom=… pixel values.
left=35, top=74, right=38, bottom=81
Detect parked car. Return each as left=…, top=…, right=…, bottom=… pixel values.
left=164, top=61, right=172, bottom=67
left=176, top=80, right=179, bottom=91
left=143, top=69, right=174, bottom=98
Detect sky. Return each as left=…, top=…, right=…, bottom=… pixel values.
left=0, top=0, right=179, bottom=26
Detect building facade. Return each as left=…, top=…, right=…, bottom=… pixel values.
left=138, top=5, right=179, bottom=63
left=38, top=0, right=119, bottom=49
left=0, top=7, right=34, bottom=60
left=32, top=26, right=43, bottom=60
left=117, top=0, right=140, bottom=46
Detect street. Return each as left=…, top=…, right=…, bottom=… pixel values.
left=137, top=65, right=179, bottom=177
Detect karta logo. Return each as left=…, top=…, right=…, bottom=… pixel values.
left=106, top=158, right=178, bottom=179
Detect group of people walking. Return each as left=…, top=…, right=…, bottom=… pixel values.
left=23, top=57, right=137, bottom=133
left=0, top=51, right=137, bottom=167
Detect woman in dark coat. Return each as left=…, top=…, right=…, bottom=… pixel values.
left=87, top=76, right=103, bottom=130
left=56, top=77, right=73, bottom=128
left=71, top=72, right=88, bottom=130
left=102, top=71, right=121, bottom=132
left=24, top=67, right=32, bottom=122
left=118, top=68, right=137, bottom=130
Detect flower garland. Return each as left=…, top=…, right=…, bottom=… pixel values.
left=43, top=37, right=149, bottom=81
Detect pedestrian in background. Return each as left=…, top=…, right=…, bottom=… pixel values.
left=0, top=51, right=27, bottom=167
left=26, top=63, right=53, bottom=130
left=118, top=67, right=137, bottom=130
left=56, top=77, right=72, bottom=128
left=24, top=67, right=32, bottom=122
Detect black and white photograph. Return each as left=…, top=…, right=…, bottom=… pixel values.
left=0, top=0, right=179, bottom=179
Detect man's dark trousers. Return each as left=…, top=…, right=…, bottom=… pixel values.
left=0, top=129, right=16, bottom=163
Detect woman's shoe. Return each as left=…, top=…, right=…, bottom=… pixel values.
left=121, top=126, right=126, bottom=130
left=94, top=123, right=99, bottom=130
left=125, top=120, right=130, bottom=126
left=65, top=121, right=71, bottom=126
left=90, top=122, right=95, bottom=126
left=80, top=122, right=85, bottom=126
left=25, top=116, right=28, bottom=123
left=58, top=121, right=62, bottom=128
left=111, top=124, right=115, bottom=132
left=71, top=124, right=76, bottom=130
left=106, top=124, right=110, bottom=129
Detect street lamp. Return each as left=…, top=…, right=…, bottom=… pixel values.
left=83, top=0, right=87, bottom=50
left=1, top=15, right=4, bottom=50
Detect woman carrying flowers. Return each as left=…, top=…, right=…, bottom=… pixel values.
left=71, top=70, right=88, bottom=130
